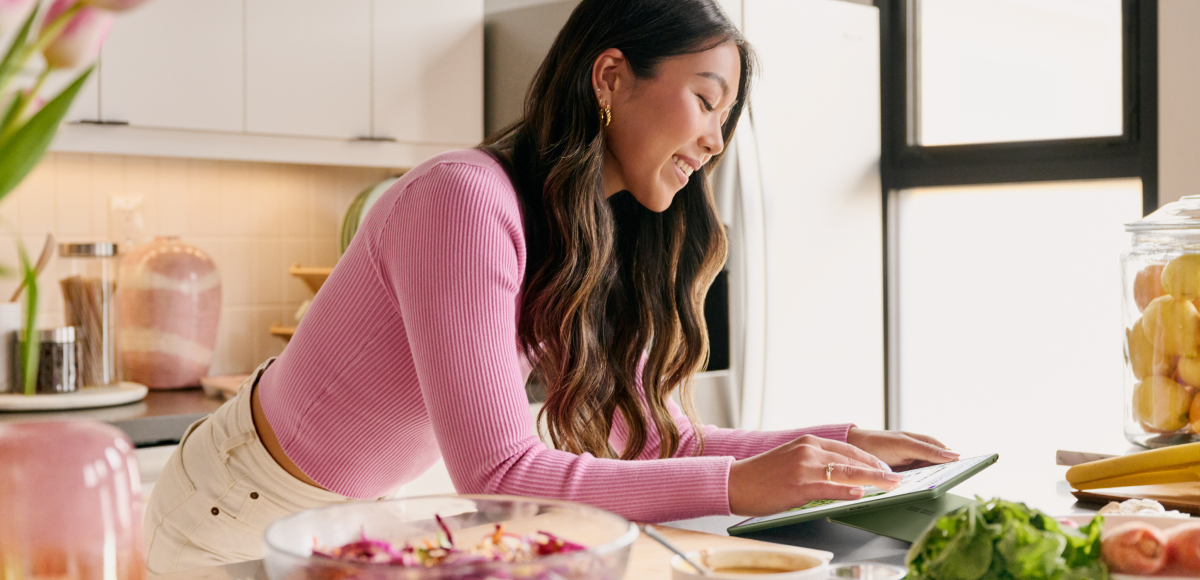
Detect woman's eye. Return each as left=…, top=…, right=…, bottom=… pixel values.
left=697, top=95, right=714, bottom=112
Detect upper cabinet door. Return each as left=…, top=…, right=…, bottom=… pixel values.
left=373, top=0, right=483, bottom=145
left=246, top=0, right=371, bottom=139
left=59, top=69, right=99, bottom=123
left=100, top=0, right=244, bottom=131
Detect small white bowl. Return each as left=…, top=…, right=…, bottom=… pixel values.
left=669, top=548, right=832, bottom=580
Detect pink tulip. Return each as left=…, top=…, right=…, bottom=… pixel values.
left=84, top=0, right=151, bottom=12
left=41, top=0, right=112, bottom=69
left=0, top=0, right=36, bottom=34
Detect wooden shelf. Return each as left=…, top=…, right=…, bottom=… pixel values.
left=289, top=265, right=332, bottom=294
left=269, top=323, right=295, bottom=342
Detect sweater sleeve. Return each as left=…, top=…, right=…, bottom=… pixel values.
left=378, top=160, right=733, bottom=523
left=610, top=391, right=855, bottom=460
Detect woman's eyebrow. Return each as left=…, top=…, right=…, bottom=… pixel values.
left=695, top=72, right=729, bottom=96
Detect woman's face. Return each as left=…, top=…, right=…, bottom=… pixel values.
left=594, top=43, right=741, bottom=212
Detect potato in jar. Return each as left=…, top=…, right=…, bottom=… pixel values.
left=1142, top=296, right=1200, bottom=359
left=1134, top=376, right=1193, bottom=432
left=1135, top=264, right=1168, bottom=312
left=1128, top=318, right=1176, bottom=380
left=1178, top=355, right=1200, bottom=387
left=1163, top=254, right=1200, bottom=301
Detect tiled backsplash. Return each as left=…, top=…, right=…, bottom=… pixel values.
left=0, top=152, right=398, bottom=377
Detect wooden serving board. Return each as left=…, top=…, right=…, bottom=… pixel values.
left=1072, top=482, right=1200, bottom=515
left=628, top=525, right=832, bottom=580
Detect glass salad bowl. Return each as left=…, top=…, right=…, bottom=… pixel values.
left=263, top=495, right=639, bottom=580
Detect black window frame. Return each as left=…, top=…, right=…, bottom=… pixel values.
left=877, top=0, right=1158, bottom=428
left=877, top=0, right=1158, bottom=216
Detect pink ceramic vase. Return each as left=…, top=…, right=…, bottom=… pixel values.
left=118, top=236, right=221, bottom=389
left=0, top=421, right=145, bottom=580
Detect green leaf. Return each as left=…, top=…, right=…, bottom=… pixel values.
left=17, top=240, right=37, bottom=395
left=0, top=5, right=38, bottom=95
left=0, top=92, right=25, bottom=139
left=907, top=499, right=1109, bottom=580
left=0, top=66, right=93, bottom=201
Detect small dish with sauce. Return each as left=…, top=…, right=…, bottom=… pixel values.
left=669, top=548, right=832, bottom=580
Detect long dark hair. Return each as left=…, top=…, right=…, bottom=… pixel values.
left=482, top=0, right=755, bottom=460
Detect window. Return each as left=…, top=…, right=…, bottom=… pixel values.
left=918, top=0, right=1124, bottom=145
left=879, top=0, right=1156, bottom=201
left=879, top=0, right=1158, bottom=464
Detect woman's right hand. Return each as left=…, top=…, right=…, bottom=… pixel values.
left=727, top=434, right=905, bottom=516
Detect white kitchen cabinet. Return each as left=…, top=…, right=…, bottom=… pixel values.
left=99, top=0, right=243, bottom=132
left=245, top=0, right=372, bottom=139
left=60, top=69, right=99, bottom=123
left=373, top=0, right=483, bottom=144
left=49, top=0, right=482, bottom=168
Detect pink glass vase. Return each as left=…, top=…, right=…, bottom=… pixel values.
left=0, top=421, right=145, bottom=580
left=118, top=236, right=221, bottom=389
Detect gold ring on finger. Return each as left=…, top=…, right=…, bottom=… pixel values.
left=826, top=462, right=836, bottom=482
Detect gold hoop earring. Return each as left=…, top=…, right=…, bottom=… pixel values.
left=599, top=104, right=611, bottom=127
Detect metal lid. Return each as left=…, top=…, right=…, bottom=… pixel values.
left=19, top=326, right=77, bottom=343
left=59, top=242, right=117, bottom=257
left=1127, top=195, right=1200, bottom=232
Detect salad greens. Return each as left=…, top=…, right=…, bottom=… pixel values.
left=906, top=498, right=1108, bottom=580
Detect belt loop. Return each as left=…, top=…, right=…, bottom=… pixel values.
left=216, top=431, right=257, bottom=463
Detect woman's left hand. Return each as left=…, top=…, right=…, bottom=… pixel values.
left=846, top=428, right=959, bottom=471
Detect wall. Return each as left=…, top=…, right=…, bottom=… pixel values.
left=1158, top=0, right=1200, bottom=207
left=484, top=0, right=579, bottom=136
left=0, top=152, right=397, bottom=377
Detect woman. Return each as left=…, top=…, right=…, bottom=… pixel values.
left=144, top=0, right=957, bottom=571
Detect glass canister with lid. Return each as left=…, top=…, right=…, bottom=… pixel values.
left=59, top=242, right=121, bottom=387
left=1121, top=195, right=1200, bottom=447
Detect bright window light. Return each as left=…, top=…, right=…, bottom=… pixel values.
left=918, top=0, right=1123, bottom=146
left=895, top=179, right=1141, bottom=493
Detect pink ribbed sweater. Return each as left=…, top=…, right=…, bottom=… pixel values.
left=257, top=149, right=854, bottom=523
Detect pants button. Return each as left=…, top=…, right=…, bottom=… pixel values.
left=250, top=492, right=259, bottom=499
left=211, top=507, right=220, bottom=516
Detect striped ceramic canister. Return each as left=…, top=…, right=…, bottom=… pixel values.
left=117, top=236, right=221, bottom=389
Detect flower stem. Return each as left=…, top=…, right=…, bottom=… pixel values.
left=0, top=1, right=82, bottom=110
left=0, top=67, right=49, bottom=143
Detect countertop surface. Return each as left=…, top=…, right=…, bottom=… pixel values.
left=150, top=442, right=1127, bottom=580
left=0, top=387, right=224, bottom=446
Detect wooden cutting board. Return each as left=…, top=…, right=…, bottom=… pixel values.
left=1072, top=482, right=1200, bottom=515
left=628, top=525, right=832, bottom=580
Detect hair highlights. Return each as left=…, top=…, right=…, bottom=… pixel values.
left=482, top=0, right=755, bottom=460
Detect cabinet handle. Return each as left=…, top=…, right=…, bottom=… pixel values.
left=74, top=119, right=129, bottom=126
left=352, top=136, right=397, bottom=142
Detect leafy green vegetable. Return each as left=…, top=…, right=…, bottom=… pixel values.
left=906, top=498, right=1108, bottom=580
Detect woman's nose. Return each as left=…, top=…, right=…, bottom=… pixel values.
left=699, top=117, right=725, bottom=156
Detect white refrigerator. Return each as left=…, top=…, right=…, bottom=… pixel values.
left=708, top=0, right=886, bottom=432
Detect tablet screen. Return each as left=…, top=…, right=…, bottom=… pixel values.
left=737, top=454, right=995, bottom=527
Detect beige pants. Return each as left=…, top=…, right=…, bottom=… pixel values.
left=143, top=360, right=402, bottom=573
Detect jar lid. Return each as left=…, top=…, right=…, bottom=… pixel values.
left=19, top=326, right=77, bottom=343
left=59, top=242, right=117, bottom=257
left=1127, top=195, right=1200, bottom=231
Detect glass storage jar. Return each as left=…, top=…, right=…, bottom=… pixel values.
left=14, top=326, right=81, bottom=394
left=1122, top=196, right=1200, bottom=448
left=59, top=242, right=121, bottom=387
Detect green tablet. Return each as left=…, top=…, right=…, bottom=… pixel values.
left=727, top=453, right=999, bottom=536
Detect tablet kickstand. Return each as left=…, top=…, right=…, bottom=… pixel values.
left=828, top=493, right=977, bottom=543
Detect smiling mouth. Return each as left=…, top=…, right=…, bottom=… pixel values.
left=672, top=155, right=696, bottom=179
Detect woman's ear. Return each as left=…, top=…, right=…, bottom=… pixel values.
left=592, top=48, right=627, bottom=104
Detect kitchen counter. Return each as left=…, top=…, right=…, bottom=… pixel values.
left=0, top=387, right=225, bottom=447
left=148, top=442, right=1124, bottom=580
